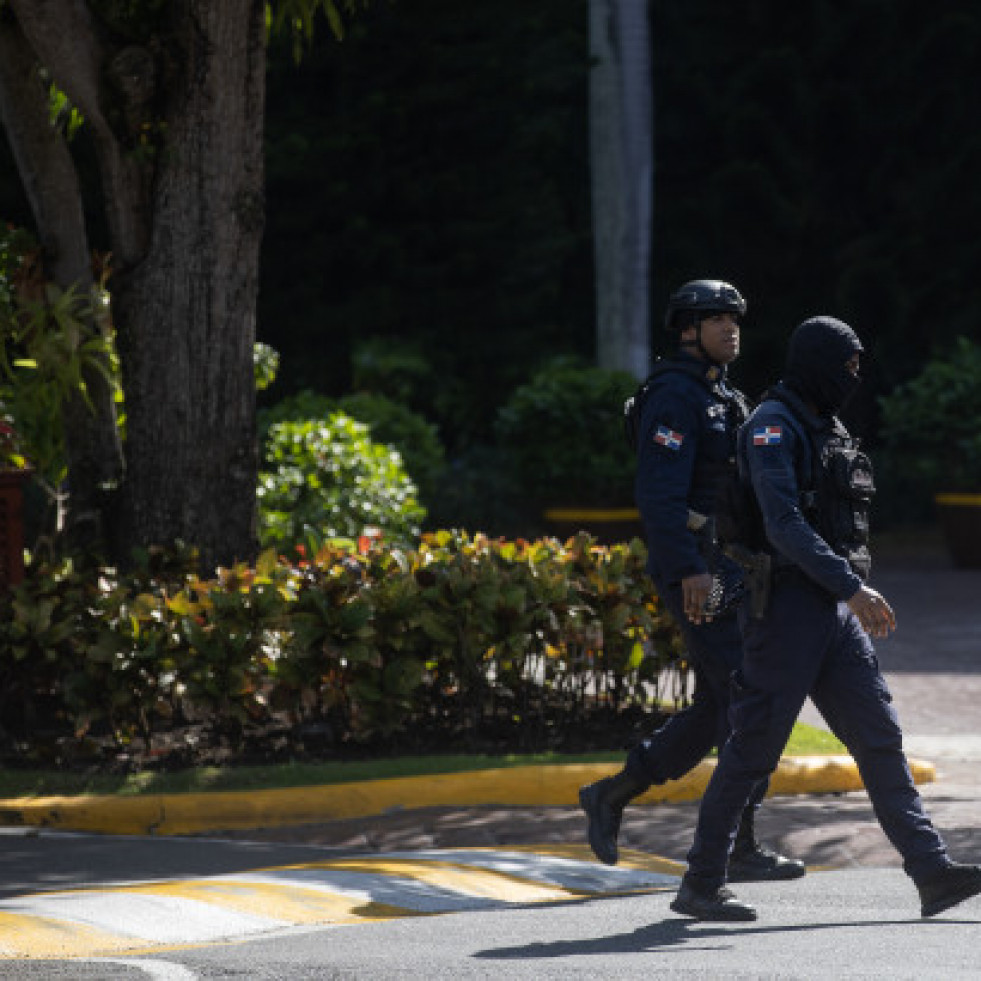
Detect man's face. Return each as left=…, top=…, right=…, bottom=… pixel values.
left=683, top=312, right=740, bottom=364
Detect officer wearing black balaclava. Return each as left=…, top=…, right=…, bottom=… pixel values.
left=670, top=316, right=981, bottom=923
left=784, top=316, right=863, bottom=416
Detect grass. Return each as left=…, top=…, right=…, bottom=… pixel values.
left=0, top=722, right=845, bottom=800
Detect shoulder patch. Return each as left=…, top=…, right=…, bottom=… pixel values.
left=654, top=424, right=685, bottom=450
left=752, top=425, right=783, bottom=446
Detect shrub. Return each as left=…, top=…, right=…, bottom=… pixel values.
left=336, top=391, right=446, bottom=504
left=257, top=412, right=425, bottom=551
left=258, top=389, right=334, bottom=443
left=0, top=533, right=684, bottom=760
left=259, top=389, right=446, bottom=510
left=878, top=336, right=981, bottom=494
left=494, top=358, right=638, bottom=509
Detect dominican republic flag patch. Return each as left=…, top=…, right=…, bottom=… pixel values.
left=654, top=425, right=684, bottom=450
left=753, top=425, right=782, bottom=446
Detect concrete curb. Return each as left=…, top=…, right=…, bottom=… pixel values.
left=0, top=755, right=935, bottom=837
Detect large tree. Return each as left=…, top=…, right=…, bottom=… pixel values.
left=0, top=0, right=340, bottom=567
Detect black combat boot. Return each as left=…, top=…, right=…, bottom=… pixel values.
left=917, top=862, right=981, bottom=917
left=727, top=807, right=806, bottom=882
left=670, top=876, right=757, bottom=922
left=579, top=769, right=648, bottom=865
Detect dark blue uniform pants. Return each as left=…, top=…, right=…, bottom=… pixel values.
left=626, top=578, right=767, bottom=814
left=686, top=576, right=949, bottom=890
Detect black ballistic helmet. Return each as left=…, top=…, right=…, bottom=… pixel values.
left=664, top=279, right=746, bottom=331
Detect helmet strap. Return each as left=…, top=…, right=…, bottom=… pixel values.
left=679, top=320, right=716, bottom=364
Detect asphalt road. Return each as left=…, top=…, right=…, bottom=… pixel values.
left=2, top=868, right=980, bottom=979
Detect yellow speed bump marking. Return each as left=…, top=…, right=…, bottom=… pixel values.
left=271, top=857, right=582, bottom=903
left=0, top=853, right=612, bottom=959
left=115, top=878, right=415, bottom=926
left=500, top=842, right=686, bottom=877
left=0, top=911, right=137, bottom=960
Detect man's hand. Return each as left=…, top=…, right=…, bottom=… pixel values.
left=847, top=585, right=897, bottom=638
left=681, top=572, right=714, bottom=624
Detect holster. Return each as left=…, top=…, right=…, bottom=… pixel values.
left=721, top=542, right=772, bottom=619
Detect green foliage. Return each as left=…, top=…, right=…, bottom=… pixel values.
left=879, top=337, right=981, bottom=493
left=260, top=387, right=447, bottom=507
left=257, top=411, right=425, bottom=550
left=494, top=358, right=638, bottom=507
left=336, top=391, right=446, bottom=502
left=259, top=389, right=334, bottom=440
left=0, top=532, right=682, bottom=755
left=0, top=278, right=118, bottom=487
left=351, top=337, right=439, bottom=418
left=253, top=341, right=280, bottom=392
left=267, top=0, right=369, bottom=59
left=0, top=226, right=34, bottom=327
left=46, top=81, right=84, bottom=140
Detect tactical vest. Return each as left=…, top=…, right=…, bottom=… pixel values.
left=803, top=431, right=875, bottom=580
left=717, top=389, right=875, bottom=581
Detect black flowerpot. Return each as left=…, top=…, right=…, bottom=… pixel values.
left=935, top=493, right=981, bottom=569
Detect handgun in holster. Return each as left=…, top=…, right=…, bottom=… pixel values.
left=686, top=510, right=744, bottom=617
left=720, top=541, right=771, bottom=619
left=687, top=509, right=771, bottom=619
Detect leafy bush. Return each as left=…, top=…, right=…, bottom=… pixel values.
left=0, top=533, right=682, bottom=759
left=494, top=358, right=638, bottom=508
left=879, top=336, right=981, bottom=494
left=257, top=412, right=425, bottom=551
left=351, top=336, right=437, bottom=416
left=258, top=389, right=334, bottom=442
left=260, top=388, right=447, bottom=510
left=337, top=391, right=446, bottom=503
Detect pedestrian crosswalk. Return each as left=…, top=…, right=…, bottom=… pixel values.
left=0, top=845, right=683, bottom=959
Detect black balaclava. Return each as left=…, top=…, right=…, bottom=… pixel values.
left=783, top=316, right=864, bottom=415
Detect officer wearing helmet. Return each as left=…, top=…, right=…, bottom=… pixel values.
left=671, top=315, right=981, bottom=922
left=580, top=279, right=804, bottom=883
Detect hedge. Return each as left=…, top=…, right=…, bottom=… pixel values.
left=0, top=531, right=685, bottom=759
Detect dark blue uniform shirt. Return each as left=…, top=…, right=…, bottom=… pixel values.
left=635, top=353, right=746, bottom=585
left=737, top=383, right=863, bottom=601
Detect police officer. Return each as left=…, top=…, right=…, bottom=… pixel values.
left=579, top=279, right=804, bottom=883
left=671, top=315, right=981, bottom=921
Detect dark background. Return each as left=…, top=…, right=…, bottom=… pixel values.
left=3, top=0, right=978, bottom=526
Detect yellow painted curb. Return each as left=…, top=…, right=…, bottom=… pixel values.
left=0, top=755, right=934, bottom=837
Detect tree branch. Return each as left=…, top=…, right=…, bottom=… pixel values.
left=0, top=12, right=91, bottom=287
left=8, top=0, right=153, bottom=266
left=7, top=0, right=108, bottom=133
